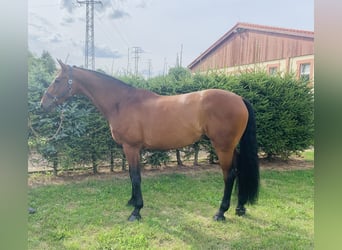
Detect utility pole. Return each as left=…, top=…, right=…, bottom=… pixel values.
left=176, top=53, right=180, bottom=67
left=77, top=0, right=102, bottom=70
left=163, top=57, right=168, bottom=76
left=147, top=59, right=152, bottom=79
left=127, top=47, right=130, bottom=75
left=132, top=46, right=143, bottom=76
left=111, top=57, right=115, bottom=76
left=180, top=44, right=183, bottom=67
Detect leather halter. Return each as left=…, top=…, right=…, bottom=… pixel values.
left=45, top=66, right=73, bottom=103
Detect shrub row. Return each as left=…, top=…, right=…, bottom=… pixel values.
left=28, top=52, right=314, bottom=174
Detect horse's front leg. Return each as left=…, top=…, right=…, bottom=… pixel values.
left=127, top=164, right=143, bottom=221
left=123, top=144, right=143, bottom=221
left=127, top=168, right=135, bottom=207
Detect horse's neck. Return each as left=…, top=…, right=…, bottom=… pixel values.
left=75, top=71, right=134, bottom=118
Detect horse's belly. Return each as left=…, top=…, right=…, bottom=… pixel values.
left=143, top=123, right=203, bottom=150
left=142, top=94, right=204, bottom=149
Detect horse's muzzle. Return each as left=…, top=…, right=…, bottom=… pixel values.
left=40, top=96, right=55, bottom=112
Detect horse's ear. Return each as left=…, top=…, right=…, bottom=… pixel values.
left=57, top=58, right=67, bottom=70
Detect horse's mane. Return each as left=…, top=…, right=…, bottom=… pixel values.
left=73, top=66, right=135, bottom=89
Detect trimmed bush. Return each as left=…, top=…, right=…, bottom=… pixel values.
left=28, top=53, right=314, bottom=172
left=230, top=72, right=314, bottom=159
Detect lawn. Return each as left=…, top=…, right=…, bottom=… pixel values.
left=28, top=168, right=314, bottom=249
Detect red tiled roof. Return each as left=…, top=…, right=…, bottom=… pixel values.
left=188, top=22, right=314, bottom=69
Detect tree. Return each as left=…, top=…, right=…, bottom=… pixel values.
left=41, top=50, right=57, bottom=75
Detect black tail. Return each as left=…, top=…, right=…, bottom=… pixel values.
left=236, top=99, right=259, bottom=205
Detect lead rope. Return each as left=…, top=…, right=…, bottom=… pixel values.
left=29, top=65, right=72, bottom=141
left=28, top=109, right=65, bottom=142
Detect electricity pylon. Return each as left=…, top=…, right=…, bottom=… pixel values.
left=77, top=0, right=102, bottom=70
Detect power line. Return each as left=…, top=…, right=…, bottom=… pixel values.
left=93, top=1, right=132, bottom=74
left=108, top=0, right=131, bottom=48
left=94, top=11, right=130, bottom=49
left=29, top=4, right=60, bottom=8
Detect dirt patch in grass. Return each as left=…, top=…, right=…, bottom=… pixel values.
left=28, top=156, right=313, bottom=188
left=259, top=156, right=313, bottom=171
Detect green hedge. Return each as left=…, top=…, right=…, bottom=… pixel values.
left=28, top=52, right=314, bottom=173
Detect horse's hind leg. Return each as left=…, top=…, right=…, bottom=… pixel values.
left=123, top=144, right=144, bottom=221
left=234, top=150, right=247, bottom=216
left=214, top=166, right=236, bottom=221
left=213, top=149, right=236, bottom=221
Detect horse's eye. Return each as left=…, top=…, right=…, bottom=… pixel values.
left=55, top=79, right=61, bottom=84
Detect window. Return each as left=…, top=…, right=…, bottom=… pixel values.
left=300, top=63, right=311, bottom=81
left=296, top=58, right=314, bottom=85
left=268, top=66, right=278, bottom=75
left=267, top=63, right=280, bottom=76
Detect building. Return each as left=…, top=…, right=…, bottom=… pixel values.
left=188, top=22, right=314, bottom=84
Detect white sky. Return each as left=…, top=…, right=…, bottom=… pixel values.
left=28, top=0, right=314, bottom=77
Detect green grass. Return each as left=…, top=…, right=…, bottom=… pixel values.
left=301, top=149, right=314, bottom=162
left=28, top=169, right=314, bottom=249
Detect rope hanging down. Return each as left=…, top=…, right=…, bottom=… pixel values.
left=28, top=110, right=65, bottom=141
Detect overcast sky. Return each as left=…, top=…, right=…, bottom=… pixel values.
left=28, top=0, right=314, bottom=77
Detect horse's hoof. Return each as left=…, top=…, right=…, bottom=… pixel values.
left=213, top=214, right=226, bottom=221
left=128, top=213, right=141, bottom=222
left=235, top=207, right=246, bottom=216
left=28, top=207, right=36, bottom=214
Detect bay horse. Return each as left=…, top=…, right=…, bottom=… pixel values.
left=40, top=60, right=259, bottom=221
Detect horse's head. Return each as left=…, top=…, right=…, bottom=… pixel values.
left=40, top=59, right=74, bottom=111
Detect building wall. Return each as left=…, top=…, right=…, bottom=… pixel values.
left=189, top=29, right=314, bottom=76
left=204, top=54, right=314, bottom=86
